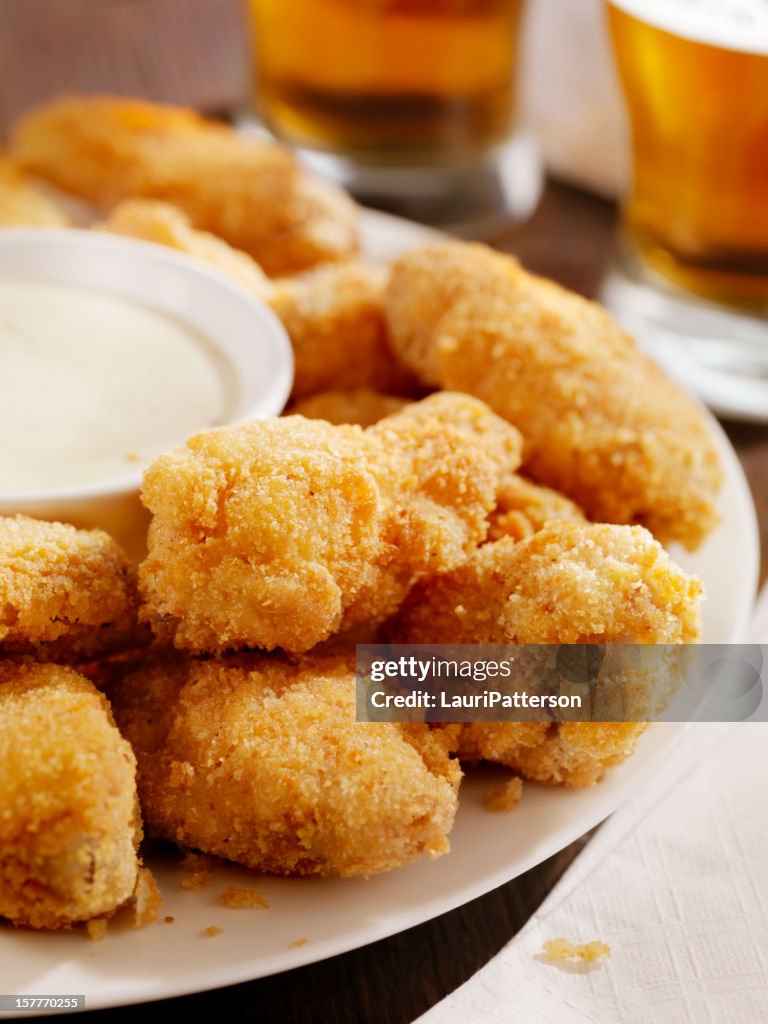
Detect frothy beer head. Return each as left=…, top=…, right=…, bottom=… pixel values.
left=609, top=0, right=768, bottom=54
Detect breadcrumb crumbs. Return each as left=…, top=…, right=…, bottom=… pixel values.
left=542, top=938, right=611, bottom=965
left=164, top=916, right=175, bottom=924
left=290, top=938, right=308, bottom=949
left=133, top=867, right=162, bottom=928
left=221, top=885, right=269, bottom=909
left=485, top=777, right=523, bottom=811
left=204, top=926, right=223, bottom=938
left=85, top=919, right=108, bottom=941
left=181, top=870, right=211, bottom=890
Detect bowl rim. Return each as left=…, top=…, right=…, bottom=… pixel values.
left=0, top=227, right=294, bottom=505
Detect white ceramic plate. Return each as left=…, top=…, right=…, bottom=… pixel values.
left=0, top=210, right=759, bottom=1015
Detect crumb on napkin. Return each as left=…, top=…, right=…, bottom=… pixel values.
left=541, top=938, right=611, bottom=965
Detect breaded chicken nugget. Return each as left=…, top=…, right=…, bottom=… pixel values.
left=456, top=720, right=647, bottom=788
left=139, top=396, right=520, bottom=654
left=385, top=243, right=722, bottom=549
left=0, top=516, right=140, bottom=661
left=0, top=156, right=71, bottom=227
left=393, top=522, right=702, bottom=645
left=392, top=521, right=701, bottom=786
left=289, top=389, right=409, bottom=427
left=141, top=418, right=382, bottom=654
left=342, top=394, right=523, bottom=631
left=109, top=652, right=460, bottom=877
left=270, top=261, right=417, bottom=399
left=11, top=96, right=358, bottom=275
left=0, top=661, right=141, bottom=928
left=103, top=199, right=273, bottom=301
left=487, top=475, right=585, bottom=542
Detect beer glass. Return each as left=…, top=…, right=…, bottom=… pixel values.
left=246, top=0, right=540, bottom=233
left=602, top=0, right=768, bottom=419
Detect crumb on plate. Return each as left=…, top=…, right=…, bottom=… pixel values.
left=85, top=918, right=108, bottom=941
left=181, top=870, right=211, bottom=891
left=164, top=915, right=175, bottom=924
left=485, top=777, right=523, bottom=812
left=221, top=885, right=269, bottom=909
left=133, top=867, right=162, bottom=928
left=204, top=926, right=223, bottom=938
left=290, top=938, right=308, bottom=949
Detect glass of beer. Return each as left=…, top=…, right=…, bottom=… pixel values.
left=246, top=0, right=540, bottom=233
left=602, top=0, right=768, bottom=419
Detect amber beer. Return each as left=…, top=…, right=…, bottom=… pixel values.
left=608, top=0, right=768, bottom=303
left=248, top=0, right=526, bottom=166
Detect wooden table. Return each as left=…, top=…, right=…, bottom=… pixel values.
left=55, top=179, right=765, bottom=1024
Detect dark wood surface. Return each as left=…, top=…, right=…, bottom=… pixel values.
left=38, top=179, right=767, bottom=1024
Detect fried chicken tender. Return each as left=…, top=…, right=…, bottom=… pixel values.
left=139, top=395, right=521, bottom=654
left=487, top=475, right=585, bottom=542
left=393, top=522, right=702, bottom=645
left=11, top=96, right=358, bottom=275
left=109, top=653, right=460, bottom=877
left=103, top=199, right=273, bottom=301
left=0, top=661, right=141, bottom=928
left=289, top=389, right=409, bottom=427
left=342, top=394, right=523, bottom=630
left=455, top=720, right=649, bottom=788
left=385, top=243, right=722, bottom=549
left=270, top=261, right=417, bottom=399
left=0, top=515, right=140, bottom=661
left=392, top=521, right=702, bottom=787
left=0, top=156, right=71, bottom=227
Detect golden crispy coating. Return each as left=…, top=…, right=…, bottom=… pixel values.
left=393, top=521, right=702, bottom=646
left=139, top=396, right=520, bottom=653
left=487, top=475, right=585, bottom=542
left=289, top=389, right=409, bottom=427
left=270, top=261, right=416, bottom=399
left=393, top=520, right=701, bottom=787
left=11, top=95, right=358, bottom=275
left=341, top=394, right=523, bottom=631
left=0, top=515, right=140, bottom=661
left=140, top=418, right=382, bottom=654
left=457, top=721, right=647, bottom=788
left=0, top=156, right=71, bottom=227
left=0, top=661, right=141, bottom=928
left=385, top=242, right=722, bottom=549
left=109, top=652, right=460, bottom=878
left=102, top=199, right=274, bottom=301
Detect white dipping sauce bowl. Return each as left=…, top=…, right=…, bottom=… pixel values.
left=0, top=229, right=294, bottom=556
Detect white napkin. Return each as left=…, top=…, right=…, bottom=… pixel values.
left=417, top=591, right=768, bottom=1024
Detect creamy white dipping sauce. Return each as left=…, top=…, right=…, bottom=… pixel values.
left=0, top=279, right=236, bottom=492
